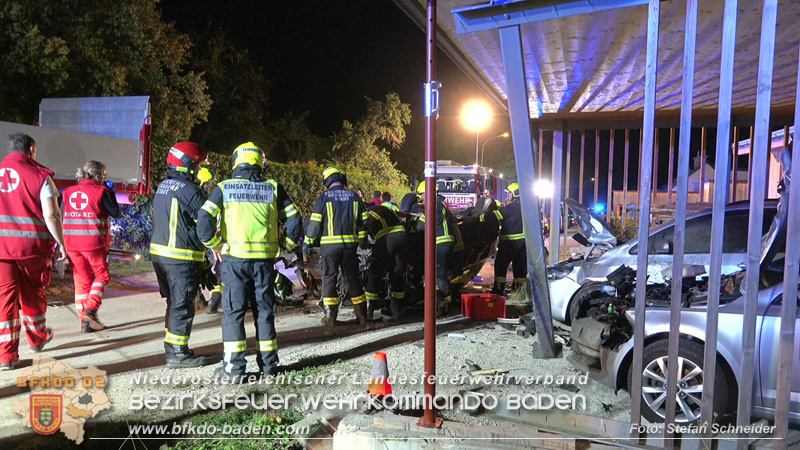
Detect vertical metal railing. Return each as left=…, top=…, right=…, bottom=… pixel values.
left=550, top=131, right=564, bottom=264
left=652, top=128, right=660, bottom=206
left=737, top=2, right=778, bottom=449
left=667, top=127, right=676, bottom=204
left=732, top=126, right=740, bottom=202
left=629, top=0, right=660, bottom=441
left=622, top=129, right=631, bottom=229
left=563, top=132, right=572, bottom=260
left=700, top=127, right=708, bottom=202
left=595, top=129, right=601, bottom=206
left=700, top=1, right=737, bottom=447
left=538, top=129, right=544, bottom=181
left=663, top=0, right=696, bottom=446
left=579, top=131, right=586, bottom=204
left=608, top=130, right=615, bottom=217
left=773, top=25, right=800, bottom=450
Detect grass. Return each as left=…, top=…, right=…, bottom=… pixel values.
left=109, top=257, right=154, bottom=278
left=166, top=409, right=303, bottom=450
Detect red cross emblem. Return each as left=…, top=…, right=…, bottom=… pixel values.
left=0, top=168, right=19, bottom=193
left=69, top=191, right=89, bottom=211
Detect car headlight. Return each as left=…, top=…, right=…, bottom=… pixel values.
left=546, top=264, right=572, bottom=280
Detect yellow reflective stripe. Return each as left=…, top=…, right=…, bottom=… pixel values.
left=201, top=200, right=221, bottom=217
left=368, top=210, right=381, bottom=220
left=365, top=292, right=379, bottom=300
left=436, top=235, right=455, bottom=244
left=353, top=202, right=358, bottom=237
left=451, top=275, right=463, bottom=283
left=168, top=198, right=178, bottom=248
left=500, top=233, right=525, bottom=241
left=323, top=297, right=338, bottom=306
left=164, top=330, right=189, bottom=346
left=304, top=235, right=317, bottom=245
left=310, top=213, right=322, bottom=222
left=479, top=214, right=486, bottom=223
left=285, top=236, right=297, bottom=250
left=320, top=235, right=358, bottom=244
left=418, top=215, right=426, bottom=223
left=203, top=234, right=222, bottom=248
left=259, top=340, right=277, bottom=352
left=223, top=341, right=247, bottom=353
left=442, top=206, right=450, bottom=238
left=513, top=278, right=527, bottom=283
left=391, top=291, right=405, bottom=299
left=375, top=225, right=404, bottom=241
left=283, top=204, right=298, bottom=218
left=358, top=230, right=367, bottom=239
left=150, top=243, right=205, bottom=261
left=362, top=212, right=370, bottom=221
left=351, top=295, right=366, bottom=305
left=494, top=210, right=503, bottom=220
left=326, top=203, right=334, bottom=237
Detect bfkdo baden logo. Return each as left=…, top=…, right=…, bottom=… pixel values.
left=13, top=355, right=111, bottom=444
left=30, top=394, right=63, bottom=435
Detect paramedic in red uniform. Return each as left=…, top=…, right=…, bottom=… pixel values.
left=0, top=133, right=66, bottom=371
left=62, top=161, right=120, bottom=332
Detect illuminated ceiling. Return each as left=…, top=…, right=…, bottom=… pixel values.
left=393, top=0, right=800, bottom=121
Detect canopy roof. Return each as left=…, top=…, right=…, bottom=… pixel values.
left=394, top=0, right=800, bottom=123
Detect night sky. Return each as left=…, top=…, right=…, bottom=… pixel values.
left=158, top=0, right=512, bottom=175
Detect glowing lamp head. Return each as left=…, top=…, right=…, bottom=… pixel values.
left=460, top=101, right=492, bottom=132
left=533, top=179, right=554, bottom=199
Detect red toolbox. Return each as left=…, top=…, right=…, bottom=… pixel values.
left=461, top=294, right=507, bottom=320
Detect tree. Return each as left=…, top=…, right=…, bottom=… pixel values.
left=268, top=111, right=328, bottom=163
left=186, top=29, right=272, bottom=155
left=0, top=0, right=211, bottom=150
left=330, top=93, right=412, bottom=195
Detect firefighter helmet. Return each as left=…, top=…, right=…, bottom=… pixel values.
left=167, top=142, right=207, bottom=174
left=323, top=167, right=346, bottom=188
left=416, top=181, right=439, bottom=194
left=506, top=183, right=520, bottom=197
left=231, top=142, right=265, bottom=170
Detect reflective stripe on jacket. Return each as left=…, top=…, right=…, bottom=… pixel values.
left=63, top=180, right=111, bottom=252
left=150, top=171, right=207, bottom=263
left=304, top=186, right=366, bottom=249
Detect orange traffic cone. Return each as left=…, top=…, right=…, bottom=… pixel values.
left=367, top=352, right=392, bottom=396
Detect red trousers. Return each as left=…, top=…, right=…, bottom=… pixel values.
left=0, top=258, right=51, bottom=364
left=68, top=250, right=109, bottom=318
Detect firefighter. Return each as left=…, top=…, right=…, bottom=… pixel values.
left=150, top=142, right=210, bottom=368
left=410, top=181, right=459, bottom=317
left=196, top=167, right=222, bottom=315
left=364, top=204, right=407, bottom=320
left=481, top=182, right=526, bottom=295
left=197, top=143, right=302, bottom=379
left=303, top=167, right=368, bottom=327
left=62, top=160, right=120, bottom=332
left=0, top=133, right=64, bottom=370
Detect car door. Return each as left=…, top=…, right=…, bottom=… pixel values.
left=757, top=291, right=800, bottom=412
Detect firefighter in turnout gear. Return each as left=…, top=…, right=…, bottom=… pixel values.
left=364, top=204, right=407, bottom=320
left=62, top=160, right=120, bottom=332
left=304, top=167, right=368, bottom=327
left=150, top=142, right=210, bottom=369
left=410, top=181, right=459, bottom=317
left=0, top=133, right=64, bottom=370
left=480, top=183, right=527, bottom=295
left=197, top=143, right=302, bottom=379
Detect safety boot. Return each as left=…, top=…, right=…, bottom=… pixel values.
left=81, top=309, right=106, bottom=332
left=166, top=349, right=207, bottom=369
left=321, top=304, right=339, bottom=327
left=354, top=302, right=369, bottom=327
left=491, top=281, right=506, bottom=296
left=205, top=291, right=222, bottom=315
left=366, top=300, right=375, bottom=320
left=435, top=293, right=451, bottom=318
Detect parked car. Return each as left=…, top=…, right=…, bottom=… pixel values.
left=567, top=262, right=799, bottom=424
left=546, top=198, right=778, bottom=323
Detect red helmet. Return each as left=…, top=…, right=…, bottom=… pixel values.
left=167, top=142, right=207, bottom=173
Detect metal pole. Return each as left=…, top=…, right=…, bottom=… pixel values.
left=563, top=132, right=572, bottom=260
left=539, top=129, right=544, bottom=181
left=608, top=130, right=615, bottom=217
left=474, top=131, right=480, bottom=166
left=594, top=129, right=600, bottom=206
left=622, top=129, right=630, bottom=230
left=748, top=125, right=754, bottom=200
left=738, top=2, right=777, bottom=448
left=773, top=29, right=800, bottom=450
left=550, top=131, right=563, bottom=264
left=667, top=128, right=675, bottom=204
left=700, top=1, right=737, bottom=446
left=652, top=128, right=660, bottom=205
left=663, top=0, right=697, bottom=444
left=732, top=126, right=739, bottom=202
left=499, top=24, right=559, bottom=359
left=579, top=131, right=586, bottom=204
left=419, top=0, right=440, bottom=429
left=630, top=0, right=660, bottom=442
left=700, top=126, right=707, bottom=202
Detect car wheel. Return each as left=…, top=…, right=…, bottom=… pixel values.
left=628, top=339, right=733, bottom=424
left=568, top=282, right=606, bottom=323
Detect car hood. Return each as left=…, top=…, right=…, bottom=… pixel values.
left=564, top=198, right=617, bottom=246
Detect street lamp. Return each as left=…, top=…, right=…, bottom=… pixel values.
left=460, top=100, right=492, bottom=166
left=480, top=132, right=509, bottom=167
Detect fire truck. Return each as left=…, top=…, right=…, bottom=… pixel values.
left=435, top=160, right=509, bottom=210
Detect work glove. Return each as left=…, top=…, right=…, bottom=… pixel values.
left=104, top=181, right=116, bottom=192
left=302, top=243, right=313, bottom=257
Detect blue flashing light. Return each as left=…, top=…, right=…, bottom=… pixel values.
left=593, top=204, right=605, bottom=213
